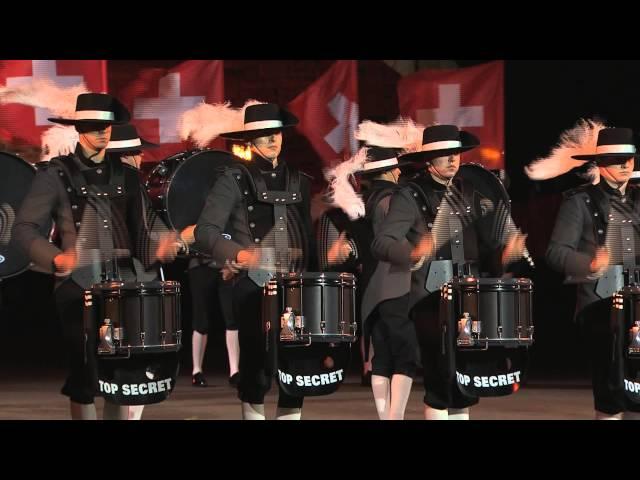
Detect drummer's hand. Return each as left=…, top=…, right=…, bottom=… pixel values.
left=502, top=231, right=528, bottom=267
left=155, top=231, right=180, bottom=263
left=327, top=232, right=352, bottom=265
left=221, top=259, right=242, bottom=281
left=236, top=249, right=261, bottom=269
left=179, top=225, right=196, bottom=246
left=53, top=248, right=77, bottom=274
left=590, top=247, right=610, bottom=274
left=411, top=232, right=434, bottom=263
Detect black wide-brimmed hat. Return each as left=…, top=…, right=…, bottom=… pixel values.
left=106, top=124, right=158, bottom=153
left=220, top=103, right=298, bottom=140
left=48, top=93, right=131, bottom=126
left=398, top=124, right=479, bottom=163
left=355, top=146, right=416, bottom=176
left=572, top=127, right=640, bottom=161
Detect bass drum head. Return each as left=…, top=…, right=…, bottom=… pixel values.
left=166, top=149, right=236, bottom=230
left=0, top=152, right=51, bottom=279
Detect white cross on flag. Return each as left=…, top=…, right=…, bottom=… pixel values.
left=288, top=60, right=359, bottom=167
left=116, top=60, right=224, bottom=162
left=0, top=60, right=107, bottom=148
left=398, top=61, right=504, bottom=169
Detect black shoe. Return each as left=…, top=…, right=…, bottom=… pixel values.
left=229, top=373, right=240, bottom=386
left=361, top=371, right=372, bottom=387
left=192, top=372, right=207, bottom=387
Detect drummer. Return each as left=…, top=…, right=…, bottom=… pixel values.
left=543, top=125, right=640, bottom=420
left=12, top=94, right=181, bottom=420
left=371, top=124, right=527, bottom=420
left=193, top=101, right=316, bottom=420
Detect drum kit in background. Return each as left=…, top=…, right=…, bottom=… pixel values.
left=2, top=147, right=541, bottom=410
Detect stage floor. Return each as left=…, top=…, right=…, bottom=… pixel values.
left=0, top=372, right=599, bottom=420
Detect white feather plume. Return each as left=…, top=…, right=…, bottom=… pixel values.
left=40, top=125, right=79, bottom=161
left=324, top=147, right=367, bottom=220
left=0, top=78, right=87, bottom=118
left=179, top=99, right=264, bottom=148
left=525, top=118, right=606, bottom=180
left=355, top=117, right=424, bottom=151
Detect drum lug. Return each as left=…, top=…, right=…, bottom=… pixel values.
left=497, top=326, right=503, bottom=339
left=280, top=307, right=296, bottom=341
left=140, top=331, right=146, bottom=347
left=161, top=330, right=166, bottom=345
left=98, top=319, right=116, bottom=355
left=176, top=329, right=182, bottom=344
left=457, top=312, right=475, bottom=347
left=629, top=321, right=640, bottom=356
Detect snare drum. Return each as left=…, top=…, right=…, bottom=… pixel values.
left=84, top=280, right=182, bottom=357
left=442, top=276, right=534, bottom=349
left=264, top=272, right=357, bottom=344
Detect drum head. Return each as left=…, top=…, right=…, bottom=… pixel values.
left=0, top=152, right=51, bottom=279
left=166, top=149, right=235, bottom=229
left=277, top=343, right=351, bottom=397
left=458, top=163, right=511, bottom=244
left=96, top=352, right=180, bottom=405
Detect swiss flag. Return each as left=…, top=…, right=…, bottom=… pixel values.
left=398, top=61, right=504, bottom=169
left=288, top=60, right=359, bottom=167
left=115, top=60, right=224, bottom=162
left=0, top=60, right=107, bottom=148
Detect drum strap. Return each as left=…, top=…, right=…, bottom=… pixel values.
left=52, top=155, right=128, bottom=283
left=232, top=163, right=303, bottom=286
left=408, top=181, right=469, bottom=277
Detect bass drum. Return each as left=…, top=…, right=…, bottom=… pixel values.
left=457, top=163, right=534, bottom=268
left=145, top=149, right=236, bottom=254
left=0, top=152, right=52, bottom=279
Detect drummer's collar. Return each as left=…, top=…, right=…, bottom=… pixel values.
left=75, top=144, right=108, bottom=169
left=423, top=173, right=450, bottom=191
left=255, top=155, right=285, bottom=172
left=600, top=178, right=628, bottom=197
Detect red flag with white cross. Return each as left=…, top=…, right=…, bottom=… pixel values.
left=0, top=60, right=107, bottom=148
left=398, top=60, right=504, bottom=169
left=288, top=60, right=359, bottom=167
left=115, top=60, right=224, bottom=162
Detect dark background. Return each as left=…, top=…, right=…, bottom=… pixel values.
left=4, top=60, right=640, bottom=381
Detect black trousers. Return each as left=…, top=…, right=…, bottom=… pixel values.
left=233, top=277, right=303, bottom=408
left=370, top=294, right=419, bottom=378
left=579, top=299, right=640, bottom=415
left=54, top=279, right=98, bottom=404
left=413, top=292, right=479, bottom=410
left=188, top=265, right=237, bottom=333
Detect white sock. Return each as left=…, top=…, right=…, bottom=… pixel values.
left=624, top=411, right=640, bottom=420
left=192, top=331, right=208, bottom=375
left=448, top=408, right=470, bottom=420
left=128, top=405, right=145, bottom=420
left=425, top=405, right=449, bottom=420
left=70, top=402, right=97, bottom=420
left=226, top=329, right=240, bottom=377
left=276, top=407, right=302, bottom=420
left=103, top=401, right=130, bottom=420
left=595, top=410, right=623, bottom=420
left=388, top=374, right=413, bottom=420
left=371, top=375, right=391, bottom=420
left=241, top=402, right=265, bottom=420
